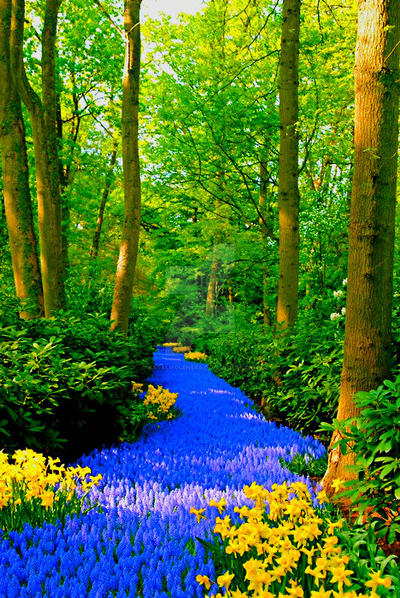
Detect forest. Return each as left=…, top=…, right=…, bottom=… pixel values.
left=0, top=0, right=399, bottom=596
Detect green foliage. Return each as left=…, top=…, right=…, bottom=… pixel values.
left=197, top=312, right=343, bottom=436
left=279, top=452, right=328, bottom=479
left=321, top=378, right=400, bottom=544
left=0, top=310, right=155, bottom=462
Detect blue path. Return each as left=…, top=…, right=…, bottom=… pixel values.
left=0, top=348, right=325, bottom=598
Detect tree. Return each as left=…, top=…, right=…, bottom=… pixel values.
left=90, top=140, right=118, bottom=258
left=10, top=0, right=65, bottom=316
left=323, top=0, right=400, bottom=493
left=0, top=0, right=43, bottom=318
left=276, top=0, right=301, bottom=328
left=110, top=0, right=142, bottom=334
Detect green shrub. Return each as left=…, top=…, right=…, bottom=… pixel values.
left=0, top=311, right=156, bottom=462
left=322, top=378, right=400, bottom=545
left=279, top=452, right=328, bottom=479
left=197, top=315, right=343, bottom=436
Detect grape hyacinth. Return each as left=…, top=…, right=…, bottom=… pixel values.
left=0, top=347, right=325, bottom=597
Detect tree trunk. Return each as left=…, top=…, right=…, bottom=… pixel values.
left=323, top=0, right=400, bottom=495
left=91, top=143, right=118, bottom=258
left=0, top=0, right=43, bottom=318
left=259, top=158, right=272, bottom=328
left=276, top=0, right=300, bottom=328
left=110, top=0, right=142, bottom=335
left=206, top=244, right=219, bottom=317
left=10, top=0, right=65, bottom=317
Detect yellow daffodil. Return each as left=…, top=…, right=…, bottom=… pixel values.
left=195, top=574, right=211, bottom=590
left=365, top=571, right=392, bottom=590
left=216, top=570, right=234, bottom=590
left=209, top=497, right=227, bottom=514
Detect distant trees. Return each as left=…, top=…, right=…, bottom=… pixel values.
left=324, top=0, right=400, bottom=492
left=110, top=0, right=142, bottom=334
left=276, top=0, right=300, bottom=328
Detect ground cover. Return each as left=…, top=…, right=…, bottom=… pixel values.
left=0, top=348, right=353, bottom=597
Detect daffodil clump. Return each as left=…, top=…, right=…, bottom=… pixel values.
left=143, top=384, right=179, bottom=421
left=0, top=449, right=102, bottom=535
left=162, top=342, right=180, bottom=347
left=172, top=345, right=192, bottom=353
left=194, top=481, right=398, bottom=598
left=185, top=351, right=208, bottom=362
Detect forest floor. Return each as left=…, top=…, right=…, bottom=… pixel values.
left=0, top=348, right=327, bottom=597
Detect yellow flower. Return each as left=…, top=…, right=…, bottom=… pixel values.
left=216, top=570, right=234, bottom=590
left=331, top=479, right=344, bottom=492
left=230, top=590, right=248, bottom=598
left=326, top=519, right=343, bottom=535
left=209, top=497, right=227, bottom=514
left=40, top=491, right=54, bottom=508
left=189, top=507, right=206, bottom=523
left=316, top=489, right=328, bottom=504
left=196, top=574, right=211, bottom=590
left=329, top=565, right=353, bottom=591
left=283, top=579, right=304, bottom=597
left=365, top=571, right=392, bottom=590
left=310, top=590, right=332, bottom=598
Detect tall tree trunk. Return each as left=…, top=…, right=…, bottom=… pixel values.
left=206, top=244, right=219, bottom=317
left=259, top=158, right=271, bottom=328
left=323, top=0, right=400, bottom=495
left=110, top=0, right=142, bottom=334
left=0, top=0, right=43, bottom=318
left=91, top=143, right=118, bottom=259
left=10, top=0, right=65, bottom=317
left=276, top=0, right=300, bottom=328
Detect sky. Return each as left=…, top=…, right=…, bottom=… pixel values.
left=142, top=0, right=205, bottom=20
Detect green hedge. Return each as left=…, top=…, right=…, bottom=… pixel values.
left=0, top=310, right=156, bottom=462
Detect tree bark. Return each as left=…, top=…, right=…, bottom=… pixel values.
left=90, top=143, right=118, bottom=258
left=0, top=0, right=43, bottom=318
left=10, top=0, right=65, bottom=317
left=259, top=158, right=272, bottom=328
left=276, top=0, right=300, bottom=328
left=206, top=244, right=219, bottom=317
left=110, top=0, right=142, bottom=334
left=323, top=0, right=400, bottom=494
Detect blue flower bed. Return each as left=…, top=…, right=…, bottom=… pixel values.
left=0, top=348, right=326, bottom=597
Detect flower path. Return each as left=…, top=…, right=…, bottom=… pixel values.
left=0, top=347, right=325, bottom=598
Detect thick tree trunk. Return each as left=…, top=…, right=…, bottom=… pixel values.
left=110, top=0, right=142, bottom=334
left=323, top=0, right=400, bottom=495
left=91, top=143, right=118, bottom=258
left=10, top=0, right=65, bottom=317
left=0, top=0, right=43, bottom=318
left=276, top=0, right=300, bottom=328
left=259, top=158, right=272, bottom=328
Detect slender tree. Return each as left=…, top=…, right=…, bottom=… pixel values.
left=259, top=157, right=273, bottom=328
left=0, top=0, right=43, bottom=318
left=323, top=0, right=400, bottom=493
left=91, top=141, right=118, bottom=259
left=110, top=0, right=142, bottom=334
left=276, top=0, right=300, bottom=328
left=10, top=0, right=65, bottom=316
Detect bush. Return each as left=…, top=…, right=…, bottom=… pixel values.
left=322, top=378, right=400, bottom=545
left=0, top=311, right=156, bottom=462
left=196, top=315, right=343, bottom=437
